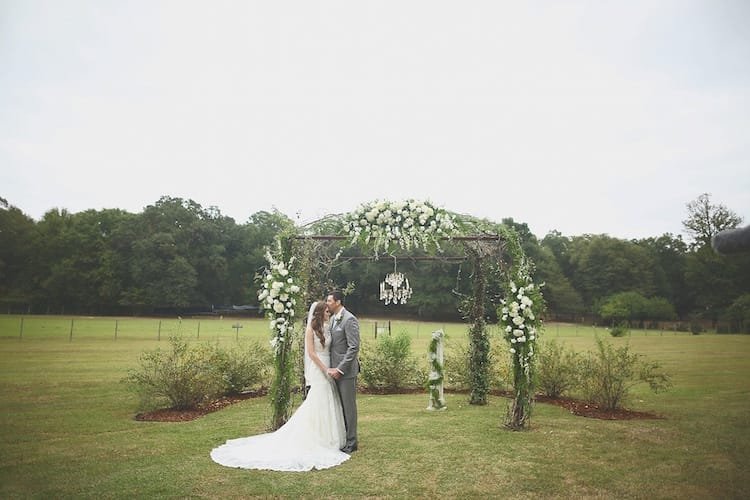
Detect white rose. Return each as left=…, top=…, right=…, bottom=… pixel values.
left=272, top=281, right=283, bottom=289
left=279, top=269, right=289, bottom=277
left=273, top=302, right=285, bottom=313
left=513, top=329, right=524, bottom=337
left=287, top=278, right=293, bottom=284
left=512, top=316, right=524, bottom=326
left=280, top=293, right=289, bottom=302
left=510, top=348, right=516, bottom=354
left=258, top=290, right=268, bottom=300
left=290, top=285, right=300, bottom=293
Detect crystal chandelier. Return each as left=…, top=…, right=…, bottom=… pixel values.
left=380, top=257, right=413, bottom=305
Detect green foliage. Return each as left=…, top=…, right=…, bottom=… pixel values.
left=609, top=324, right=629, bottom=337
left=599, top=291, right=677, bottom=324
left=360, top=331, right=424, bottom=390
left=123, top=336, right=224, bottom=410
left=426, top=331, right=445, bottom=409
left=123, top=336, right=273, bottom=409
left=726, top=293, right=750, bottom=333
left=536, top=340, right=581, bottom=398
left=212, top=340, right=272, bottom=395
left=579, top=337, right=671, bottom=411
left=443, top=338, right=511, bottom=392
left=690, top=321, right=704, bottom=335
left=682, top=192, right=743, bottom=249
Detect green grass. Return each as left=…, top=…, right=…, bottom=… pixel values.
left=1, top=315, right=749, bottom=498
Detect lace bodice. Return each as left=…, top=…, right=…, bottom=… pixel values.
left=312, top=324, right=331, bottom=354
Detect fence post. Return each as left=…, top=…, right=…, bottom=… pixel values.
left=19, top=317, right=24, bottom=339
left=158, top=320, right=162, bottom=341
left=69, top=319, right=74, bottom=342
left=114, top=320, right=118, bottom=341
left=197, top=321, right=201, bottom=340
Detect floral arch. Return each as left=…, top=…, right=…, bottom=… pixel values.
left=258, top=200, right=544, bottom=431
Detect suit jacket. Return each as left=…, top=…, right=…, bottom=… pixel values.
left=329, top=307, right=360, bottom=379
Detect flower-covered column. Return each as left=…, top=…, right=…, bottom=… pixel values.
left=427, top=329, right=446, bottom=410
left=498, top=227, right=544, bottom=430
left=258, top=241, right=302, bottom=430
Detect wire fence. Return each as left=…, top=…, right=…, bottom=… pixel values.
left=0, top=313, right=723, bottom=343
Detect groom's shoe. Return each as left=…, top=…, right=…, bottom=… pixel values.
left=340, top=444, right=358, bottom=453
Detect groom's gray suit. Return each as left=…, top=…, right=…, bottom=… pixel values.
left=330, top=307, right=360, bottom=451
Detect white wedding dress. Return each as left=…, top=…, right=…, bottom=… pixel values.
left=210, top=321, right=349, bottom=471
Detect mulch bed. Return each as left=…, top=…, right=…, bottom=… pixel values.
left=134, top=387, right=662, bottom=422
left=134, top=388, right=268, bottom=422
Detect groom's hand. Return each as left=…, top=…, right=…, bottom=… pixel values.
left=327, top=368, right=341, bottom=379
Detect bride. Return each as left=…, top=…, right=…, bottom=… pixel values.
left=210, top=301, right=350, bottom=471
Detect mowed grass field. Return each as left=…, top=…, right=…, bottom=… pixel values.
left=1, top=315, right=749, bottom=498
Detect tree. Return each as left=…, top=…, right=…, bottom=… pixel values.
left=682, top=193, right=743, bottom=249
left=567, top=235, right=656, bottom=310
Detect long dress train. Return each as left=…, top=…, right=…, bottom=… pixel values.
left=210, top=327, right=349, bottom=471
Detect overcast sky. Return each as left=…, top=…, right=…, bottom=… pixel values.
left=1, top=0, right=748, bottom=240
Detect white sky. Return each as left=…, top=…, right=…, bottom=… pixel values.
left=1, top=0, right=749, bottom=239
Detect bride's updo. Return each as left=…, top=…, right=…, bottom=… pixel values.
left=310, top=301, right=328, bottom=347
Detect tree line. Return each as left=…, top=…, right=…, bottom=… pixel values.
left=1, top=194, right=748, bottom=331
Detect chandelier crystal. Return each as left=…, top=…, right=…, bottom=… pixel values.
left=379, top=257, right=413, bottom=305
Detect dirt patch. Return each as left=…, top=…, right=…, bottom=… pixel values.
left=134, top=388, right=268, bottom=422
left=533, top=395, right=664, bottom=420
left=134, top=387, right=662, bottom=422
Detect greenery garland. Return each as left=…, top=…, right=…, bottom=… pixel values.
left=257, top=237, right=302, bottom=430
left=343, top=199, right=459, bottom=256
left=427, top=329, right=446, bottom=410
left=497, top=226, right=545, bottom=430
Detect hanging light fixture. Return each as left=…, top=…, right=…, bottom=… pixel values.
left=380, top=257, right=413, bottom=305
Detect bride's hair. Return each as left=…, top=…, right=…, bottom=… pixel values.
left=310, top=301, right=327, bottom=347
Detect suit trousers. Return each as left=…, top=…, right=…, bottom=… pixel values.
left=334, top=376, right=357, bottom=448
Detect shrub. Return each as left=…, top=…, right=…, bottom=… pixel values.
left=123, top=336, right=223, bottom=410
left=536, top=340, right=581, bottom=398
left=690, top=322, right=704, bottom=335
left=214, top=340, right=272, bottom=395
left=360, top=331, right=424, bottom=390
left=609, top=324, right=629, bottom=337
left=444, top=341, right=471, bottom=390
left=444, top=338, right=512, bottom=392
left=579, top=337, right=671, bottom=411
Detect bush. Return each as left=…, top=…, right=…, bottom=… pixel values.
left=360, top=331, right=424, bottom=391
left=536, top=340, right=581, bottom=398
left=579, top=337, right=671, bottom=411
left=609, top=324, right=629, bottom=337
left=123, top=336, right=223, bottom=410
left=444, top=338, right=512, bottom=392
left=690, top=322, right=704, bottom=335
left=214, top=340, right=272, bottom=395
left=443, top=341, right=471, bottom=390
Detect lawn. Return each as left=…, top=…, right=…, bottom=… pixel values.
left=0, top=315, right=748, bottom=498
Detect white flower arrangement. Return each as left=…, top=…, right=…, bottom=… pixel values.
left=258, top=250, right=301, bottom=355
left=500, top=279, right=542, bottom=379
left=344, top=199, right=459, bottom=255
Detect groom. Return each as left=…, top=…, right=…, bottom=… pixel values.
left=326, top=290, right=360, bottom=453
